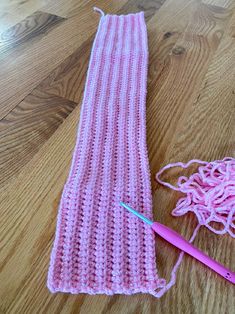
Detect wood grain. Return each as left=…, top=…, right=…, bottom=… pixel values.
left=42, top=0, right=90, bottom=18
left=117, top=0, right=166, bottom=20
left=37, top=37, right=92, bottom=104
left=0, top=0, right=46, bottom=33
left=148, top=1, right=230, bottom=165
left=0, top=0, right=234, bottom=313
left=0, top=89, right=78, bottom=187
left=202, top=0, right=234, bottom=9
left=0, top=11, right=65, bottom=54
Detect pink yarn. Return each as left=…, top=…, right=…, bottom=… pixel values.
left=156, top=158, right=235, bottom=238
left=47, top=9, right=166, bottom=296
left=154, top=158, right=235, bottom=293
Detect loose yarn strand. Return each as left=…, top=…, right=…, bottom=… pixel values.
left=153, top=224, right=201, bottom=298
left=93, top=7, right=105, bottom=17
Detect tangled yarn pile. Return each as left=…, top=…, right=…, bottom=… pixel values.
left=156, top=157, right=235, bottom=238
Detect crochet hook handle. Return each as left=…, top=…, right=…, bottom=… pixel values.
left=151, top=222, right=235, bottom=284
left=120, top=202, right=235, bottom=284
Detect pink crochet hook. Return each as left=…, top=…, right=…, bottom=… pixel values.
left=120, top=202, right=235, bottom=284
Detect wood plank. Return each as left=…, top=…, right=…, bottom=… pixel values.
left=0, top=100, right=81, bottom=312
left=202, top=0, right=234, bottom=9
left=117, top=0, right=166, bottom=21
left=0, top=11, right=65, bottom=55
left=0, top=89, right=78, bottom=188
left=147, top=2, right=230, bottom=167
left=147, top=0, right=196, bottom=88
left=42, top=0, right=90, bottom=17
left=0, top=0, right=46, bottom=33
left=37, top=38, right=91, bottom=103
left=163, top=36, right=235, bottom=163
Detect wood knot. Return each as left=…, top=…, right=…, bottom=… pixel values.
left=172, top=46, right=186, bottom=55
left=163, top=32, right=173, bottom=39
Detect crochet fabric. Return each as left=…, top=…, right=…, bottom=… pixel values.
left=48, top=11, right=165, bottom=295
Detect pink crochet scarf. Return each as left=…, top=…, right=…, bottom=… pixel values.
left=47, top=10, right=166, bottom=296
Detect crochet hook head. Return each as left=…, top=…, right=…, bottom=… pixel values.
left=119, top=201, right=235, bottom=284
left=119, top=201, right=153, bottom=225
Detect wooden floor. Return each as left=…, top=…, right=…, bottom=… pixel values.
left=0, top=0, right=234, bottom=313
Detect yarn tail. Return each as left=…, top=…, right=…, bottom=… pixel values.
left=152, top=224, right=201, bottom=298
left=93, top=7, right=105, bottom=17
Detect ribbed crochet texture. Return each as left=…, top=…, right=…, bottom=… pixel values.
left=48, top=10, right=165, bottom=296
